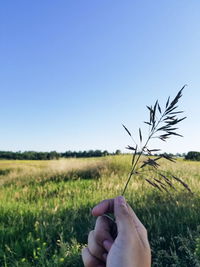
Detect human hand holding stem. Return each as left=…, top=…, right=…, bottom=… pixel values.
left=82, top=196, right=151, bottom=267
left=82, top=87, right=192, bottom=267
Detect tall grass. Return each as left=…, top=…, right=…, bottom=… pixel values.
left=0, top=156, right=200, bottom=266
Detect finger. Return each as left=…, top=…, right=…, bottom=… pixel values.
left=126, top=203, right=149, bottom=248
left=103, top=240, right=113, bottom=251
left=115, top=198, right=150, bottom=249
left=92, top=197, right=135, bottom=238
left=88, top=230, right=106, bottom=262
left=88, top=216, right=114, bottom=260
left=126, top=203, right=146, bottom=230
left=114, top=196, right=138, bottom=237
left=92, top=196, right=148, bottom=247
left=92, top=198, right=114, bottom=216
left=94, top=216, right=114, bottom=245
left=82, top=247, right=104, bottom=267
left=92, top=197, right=144, bottom=229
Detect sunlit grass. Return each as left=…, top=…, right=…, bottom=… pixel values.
left=0, top=156, right=200, bottom=266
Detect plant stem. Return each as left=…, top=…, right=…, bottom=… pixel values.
left=122, top=138, right=149, bottom=196
left=122, top=112, right=165, bottom=196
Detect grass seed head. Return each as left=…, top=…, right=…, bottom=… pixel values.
left=122, top=86, right=191, bottom=195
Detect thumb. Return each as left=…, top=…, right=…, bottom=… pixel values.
left=114, top=196, right=135, bottom=236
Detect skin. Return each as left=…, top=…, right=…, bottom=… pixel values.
left=82, top=196, right=151, bottom=267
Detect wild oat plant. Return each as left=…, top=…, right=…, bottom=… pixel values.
left=122, top=86, right=191, bottom=195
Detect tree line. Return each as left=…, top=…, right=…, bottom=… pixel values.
left=0, top=150, right=121, bottom=160
left=0, top=150, right=199, bottom=161
left=185, top=151, right=200, bottom=161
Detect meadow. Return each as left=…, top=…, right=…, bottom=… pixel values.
left=0, top=155, right=200, bottom=266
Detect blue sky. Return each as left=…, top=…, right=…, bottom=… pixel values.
left=0, top=0, right=200, bottom=153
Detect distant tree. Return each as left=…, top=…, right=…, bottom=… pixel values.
left=185, top=151, right=200, bottom=161
left=48, top=151, right=60, bottom=160
left=102, top=150, right=109, bottom=156
left=115, top=149, right=121, bottom=155
left=93, top=150, right=102, bottom=157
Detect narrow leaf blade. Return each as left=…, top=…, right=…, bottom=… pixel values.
left=122, top=124, right=132, bottom=137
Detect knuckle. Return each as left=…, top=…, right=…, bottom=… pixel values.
left=88, top=230, right=95, bottom=243
left=120, top=203, right=129, bottom=213
left=121, top=207, right=131, bottom=218
left=94, top=229, right=102, bottom=242
left=143, top=226, right=148, bottom=235
left=81, top=247, right=92, bottom=267
left=88, top=231, right=100, bottom=255
left=97, top=215, right=104, bottom=222
left=139, top=224, right=148, bottom=236
left=95, top=215, right=104, bottom=226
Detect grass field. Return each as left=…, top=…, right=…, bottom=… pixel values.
left=0, top=155, right=200, bottom=266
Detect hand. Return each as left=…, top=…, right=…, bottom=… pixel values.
left=82, top=196, right=151, bottom=267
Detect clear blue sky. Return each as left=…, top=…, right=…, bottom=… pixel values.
left=0, top=0, right=200, bottom=153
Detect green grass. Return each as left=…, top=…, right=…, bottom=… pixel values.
left=0, top=156, right=200, bottom=266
